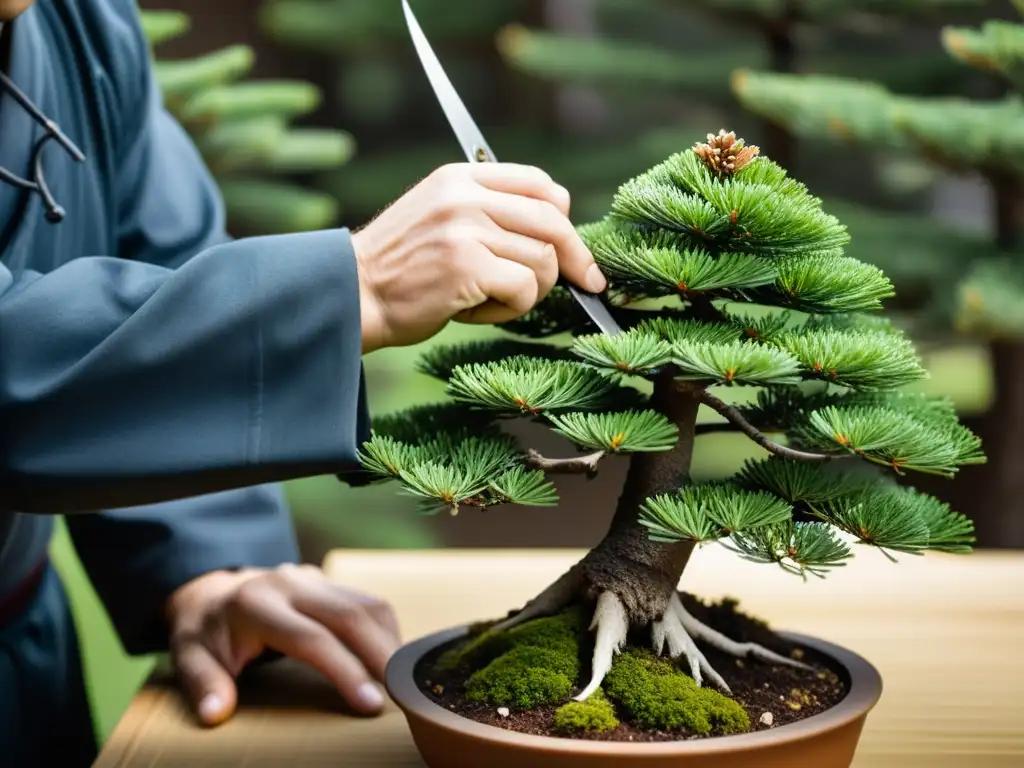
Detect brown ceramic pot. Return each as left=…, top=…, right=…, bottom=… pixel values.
left=386, top=626, right=883, bottom=768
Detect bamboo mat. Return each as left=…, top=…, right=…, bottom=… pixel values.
left=93, top=547, right=1024, bottom=767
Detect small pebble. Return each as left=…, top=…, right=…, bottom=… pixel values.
left=790, top=648, right=805, bottom=661
left=759, top=712, right=774, bottom=726
left=497, top=707, right=510, bottom=718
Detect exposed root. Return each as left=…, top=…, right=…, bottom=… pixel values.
left=491, top=567, right=581, bottom=632
left=669, top=593, right=813, bottom=677
left=652, top=605, right=731, bottom=693
left=491, top=572, right=814, bottom=705
left=574, top=591, right=629, bottom=702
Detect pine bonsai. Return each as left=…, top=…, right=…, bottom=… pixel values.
left=361, top=131, right=982, bottom=722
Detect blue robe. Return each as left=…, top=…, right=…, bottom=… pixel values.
left=0, top=0, right=371, bottom=764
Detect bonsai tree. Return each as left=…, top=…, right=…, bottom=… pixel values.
left=140, top=9, right=353, bottom=235
left=358, top=130, right=982, bottom=716
left=731, top=4, right=1023, bottom=545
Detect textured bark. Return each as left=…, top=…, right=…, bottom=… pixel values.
left=579, top=375, right=702, bottom=625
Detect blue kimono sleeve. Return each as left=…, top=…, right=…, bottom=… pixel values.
left=64, top=5, right=318, bottom=655
left=0, top=6, right=371, bottom=515
left=65, top=485, right=300, bottom=655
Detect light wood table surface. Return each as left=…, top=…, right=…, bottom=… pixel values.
left=93, top=547, right=1024, bottom=767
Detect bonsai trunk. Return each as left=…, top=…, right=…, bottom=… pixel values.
left=578, top=375, right=702, bottom=625
left=496, top=377, right=812, bottom=696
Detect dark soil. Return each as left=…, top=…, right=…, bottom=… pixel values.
left=414, top=592, right=849, bottom=743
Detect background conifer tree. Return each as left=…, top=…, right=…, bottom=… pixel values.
left=497, top=0, right=991, bottom=215
left=732, top=2, right=1024, bottom=545
left=358, top=130, right=982, bottom=696
left=140, top=9, right=354, bottom=235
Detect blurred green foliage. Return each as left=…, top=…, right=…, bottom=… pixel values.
left=142, top=9, right=354, bottom=234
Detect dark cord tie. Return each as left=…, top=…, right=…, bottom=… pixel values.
left=0, top=70, right=86, bottom=223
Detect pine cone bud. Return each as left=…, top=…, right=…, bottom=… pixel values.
left=693, top=129, right=760, bottom=179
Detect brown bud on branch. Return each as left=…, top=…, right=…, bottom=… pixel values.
left=693, top=129, right=760, bottom=179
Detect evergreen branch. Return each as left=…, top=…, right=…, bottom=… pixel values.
left=776, top=327, right=927, bottom=391
left=794, top=402, right=986, bottom=477
left=370, top=401, right=500, bottom=444
left=571, top=330, right=672, bottom=375
left=737, top=387, right=847, bottom=434
left=546, top=410, right=679, bottom=453
left=735, top=455, right=875, bottom=504
left=811, top=485, right=975, bottom=554
left=417, top=339, right=571, bottom=382
left=756, top=252, right=895, bottom=314
left=523, top=449, right=605, bottom=475
left=580, top=218, right=778, bottom=298
left=446, top=358, right=621, bottom=414
left=728, top=310, right=796, bottom=344
left=699, top=391, right=835, bottom=463
left=488, top=467, right=560, bottom=507
left=639, top=483, right=792, bottom=544
left=942, top=21, right=1024, bottom=91
left=723, top=520, right=853, bottom=579
left=673, top=339, right=803, bottom=385
left=635, top=316, right=741, bottom=346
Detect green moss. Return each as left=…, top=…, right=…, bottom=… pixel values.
left=446, top=606, right=588, bottom=708
left=438, top=605, right=587, bottom=672
left=553, top=690, right=620, bottom=733
left=605, top=650, right=750, bottom=735
left=466, top=646, right=577, bottom=707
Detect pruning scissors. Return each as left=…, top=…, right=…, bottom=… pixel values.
left=400, top=0, right=623, bottom=336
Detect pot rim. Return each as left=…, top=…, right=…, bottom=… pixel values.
left=385, top=625, right=883, bottom=756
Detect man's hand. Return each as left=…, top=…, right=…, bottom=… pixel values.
left=166, top=564, right=401, bottom=727
left=353, top=162, right=607, bottom=354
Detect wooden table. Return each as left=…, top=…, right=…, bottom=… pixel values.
left=93, top=547, right=1024, bottom=767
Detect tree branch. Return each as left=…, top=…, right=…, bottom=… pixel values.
left=698, top=391, right=834, bottom=463
left=524, top=449, right=605, bottom=475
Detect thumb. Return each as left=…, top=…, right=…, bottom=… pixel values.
left=173, top=639, right=239, bottom=727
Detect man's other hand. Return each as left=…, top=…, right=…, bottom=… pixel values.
left=166, top=564, right=401, bottom=726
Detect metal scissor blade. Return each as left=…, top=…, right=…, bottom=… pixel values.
left=402, top=0, right=623, bottom=336
left=401, top=0, right=496, bottom=164
left=565, top=284, right=622, bottom=336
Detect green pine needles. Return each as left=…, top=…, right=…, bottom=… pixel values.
left=358, top=129, right=984, bottom=578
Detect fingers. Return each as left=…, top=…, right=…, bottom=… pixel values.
left=172, top=635, right=239, bottom=727
left=478, top=228, right=559, bottom=303
left=458, top=256, right=539, bottom=325
left=481, top=189, right=607, bottom=294
left=231, top=590, right=388, bottom=716
left=468, top=162, right=571, bottom=216
left=291, top=584, right=401, bottom=683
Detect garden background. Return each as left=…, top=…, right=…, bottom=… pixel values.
left=50, top=0, right=1022, bottom=748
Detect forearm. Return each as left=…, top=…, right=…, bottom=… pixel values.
left=0, top=230, right=369, bottom=514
